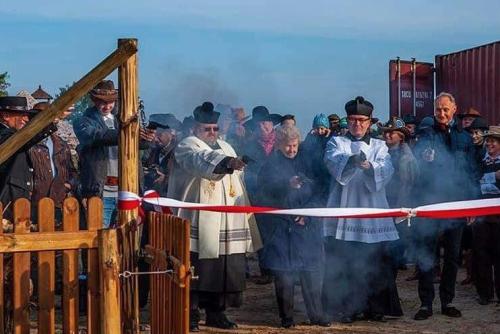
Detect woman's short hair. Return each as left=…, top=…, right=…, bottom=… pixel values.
left=276, top=125, right=301, bottom=144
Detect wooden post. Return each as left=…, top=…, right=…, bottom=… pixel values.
left=117, top=38, right=140, bottom=334
left=0, top=39, right=137, bottom=165
left=98, top=229, right=121, bottom=334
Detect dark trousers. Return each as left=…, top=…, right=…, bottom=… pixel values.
left=473, top=220, right=500, bottom=300
left=273, top=270, right=323, bottom=322
left=190, top=290, right=242, bottom=324
left=414, top=220, right=464, bottom=309
left=322, top=239, right=398, bottom=317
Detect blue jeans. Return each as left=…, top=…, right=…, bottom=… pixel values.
left=103, top=196, right=117, bottom=228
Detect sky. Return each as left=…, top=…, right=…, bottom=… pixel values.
left=1, top=0, right=499, bottom=130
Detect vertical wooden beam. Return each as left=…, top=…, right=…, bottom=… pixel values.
left=38, top=198, right=56, bottom=334
left=13, top=199, right=31, bottom=334
left=87, top=197, right=103, bottom=334
left=98, top=229, right=121, bottom=334
left=62, top=197, right=79, bottom=334
left=117, top=38, right=140, bottom=334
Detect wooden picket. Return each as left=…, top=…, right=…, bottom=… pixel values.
left=13, top=199, right=31, bottom=334
left=38, top=198, right=56, bottom=334
left=87, top=197, right=102, bottom=334
left=62, top=197, right=79, bottom=333
left=147, top=212, right=190, bottom=334
left=0, top=197, right=120, bottom=333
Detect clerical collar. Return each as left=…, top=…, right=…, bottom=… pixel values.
left=346, top=132, right=371, bottom=144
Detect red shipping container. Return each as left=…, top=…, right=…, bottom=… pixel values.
left=389, top=59, right=434, bottom=121
left=435, top=41, right=500, bottom=126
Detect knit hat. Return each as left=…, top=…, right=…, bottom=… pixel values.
left=312, top=113, right=329, bottom=129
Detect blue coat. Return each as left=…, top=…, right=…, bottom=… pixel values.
left=255, top=150, right=324, bottom=272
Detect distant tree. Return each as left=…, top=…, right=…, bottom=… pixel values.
left=55, top=84, right=92, bottom=123
left=0, top=72, right=10, bottom=96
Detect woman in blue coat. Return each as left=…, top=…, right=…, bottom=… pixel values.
left=256, top=125, right=329, bottom=328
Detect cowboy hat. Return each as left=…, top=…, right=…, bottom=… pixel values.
left=378, top=117, right=410, bottom=139
left=90, top=80, right=118, bottom=102
left=482, top=125, right=500, bottom=139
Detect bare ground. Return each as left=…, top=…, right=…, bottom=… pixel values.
left=194, top=257, right=500, bottom=334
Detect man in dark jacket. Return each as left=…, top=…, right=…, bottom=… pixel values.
left=29, top=102, right=78, bottom=223
left=74, top=80, right=153, bottom=228
left=413, top=92, right=478, bottom=320
left=0, top=96, right=57, bottom=220
left=0, top=96, right=58, bottom=332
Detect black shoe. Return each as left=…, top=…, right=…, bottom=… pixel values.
left=189, top=323, right=200, bottom=332
left=281, top=318, right=295, bottom=328
left=310, top=317, right=331, bottom=327
left=340, top=315, right=354, bottom=323
left=206, top=312, right=238, bottom=329
left=370, top=313, right=387, bottom=322
left=441, top=306, right=462, bottom=318
left=414, top=308, right=433, bottom=320
left=478, top=297, right=491, bottom=305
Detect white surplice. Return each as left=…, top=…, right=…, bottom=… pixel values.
left=323, top=136, right=399, bottom=243
left=167, top=136, right=257, bottom=259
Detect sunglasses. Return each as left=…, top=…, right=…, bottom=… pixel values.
left=204, top=126, right=219, bottom=132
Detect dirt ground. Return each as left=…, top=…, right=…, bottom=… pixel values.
left=192, top=256, right=500, bottom=334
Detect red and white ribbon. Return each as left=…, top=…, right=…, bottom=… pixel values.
left=118, top=191, right=500, bottom=220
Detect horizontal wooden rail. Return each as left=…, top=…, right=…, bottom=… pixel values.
left=0, top=230, right=98, bottom=253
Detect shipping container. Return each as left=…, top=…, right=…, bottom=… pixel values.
left=435, top=41, right=500, bottom=125
left=389, top=58, right=434, bottom=121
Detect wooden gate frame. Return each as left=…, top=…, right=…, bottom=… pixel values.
left=0, top=38, right=141, bottom=333
left=144, top=212, right=191, bottom=334
left=0, top=197, right=121, bottom=334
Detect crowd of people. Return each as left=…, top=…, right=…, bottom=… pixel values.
left=0, top=80, right=499, bottom=332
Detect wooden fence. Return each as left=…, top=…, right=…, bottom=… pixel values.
left=145, top=212, right=190, bottom=334
left=0, top=197, right=120, bottom=334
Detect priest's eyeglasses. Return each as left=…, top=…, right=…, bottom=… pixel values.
left=347, top=117, right=370, bottom=124
left=204, top=126, right=219, bottom=132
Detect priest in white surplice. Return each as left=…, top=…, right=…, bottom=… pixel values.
left=322, top=96, right=403, bottom=323
left=167, top=102, right=254, bottom=331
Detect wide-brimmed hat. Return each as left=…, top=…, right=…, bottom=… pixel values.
left=243, top=106, right=282, bottom=129
left=482, top=126, right=500, bottom=139
left=466, top=117, right=488, bottom=131
left=458, top=107, right=481, bottom=119
left=149, top=113, right=182, bottom=130
left=378, top=117, right=410, bottom=139
left=0, top=96, right=36, bottom=114
left=90, top=80, right=118, bottom=102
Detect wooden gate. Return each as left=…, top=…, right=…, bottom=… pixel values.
left=145, top=212, right=190, bottom=334
left=0, top=197, right=120, bottom=334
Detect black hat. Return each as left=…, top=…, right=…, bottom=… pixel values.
left=402, top=114, right=418, bottom=125
left=243, top=106, right=282, bottom=129
left=0, top=96, right=35, bottom=113
left=281, top=114, right=295, bottom=123
left=328, top=114, right=340, bottom=121
left=149, top=113, right=182, bottom=130
left=466, top=117, right=488, bottom=131
left=345, top=96, right=373, bottom=117
left=193, top=102, right=220, bottom=124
